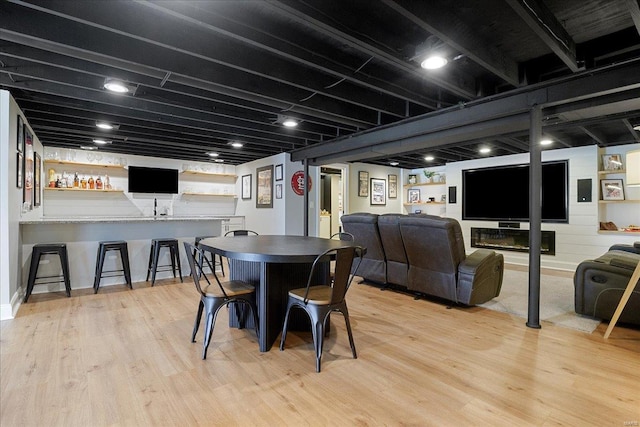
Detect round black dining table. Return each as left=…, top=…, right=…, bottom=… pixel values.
left=198, top=235, right=361, bottom=352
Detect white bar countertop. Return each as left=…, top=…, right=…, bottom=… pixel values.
left=20, top=215, right=243, bottom=225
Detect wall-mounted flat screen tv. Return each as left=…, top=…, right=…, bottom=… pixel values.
left=128, top=166, right=179, bottom=194
left=462, top=160, right=568, bottom=223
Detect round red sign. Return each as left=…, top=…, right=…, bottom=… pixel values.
left=290, top=170, right=312, bottom=196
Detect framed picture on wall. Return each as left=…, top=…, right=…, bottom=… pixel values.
left=275, top=163, right=283, bottom=181
left=358, top=171, right=369, bottom=197
left=601, top=154, right=623, bottom=171
left=16, top=152, right=23, bottom=189
left=370, top=178, right=386, bottom=205
left=17, top=115, right=24, bottom=152
left=388, top=174, right=397, bottom=198
left=256, top=165, right=273, bottom=208
left=23, top=128, right=34, bottom=210
left=601, top=179, right=625, bottom=201
left=408, top=189, right=420, bottom=203
left=241, top=174, right=252, bottom=199
left=275, top=183, right=283, bottom=199
left=34, top=152, right=41, bottom=207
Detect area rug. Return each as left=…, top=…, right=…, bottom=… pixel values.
left=479, top=268, right=601, bottom=333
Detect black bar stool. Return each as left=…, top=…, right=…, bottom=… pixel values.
left=146, top=238, right=183, bottom=286
left=194, top=236, right=224, bottom=276
left=93, top=240, right=132, bottom=293
left=24, top=243, right=71, bottom=302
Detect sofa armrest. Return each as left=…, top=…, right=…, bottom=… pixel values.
left=608, top=242, right=640, bottom=255
left=457, top=249, right=504, bottom=305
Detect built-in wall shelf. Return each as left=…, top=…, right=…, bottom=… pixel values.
left=44, top=160, right=124, bottom=170
left=598, top=200, right=639, bottom=204
left=181, top=171, right=237, bottom=178
left=598, top=230, right=640, bottom=235
left=44, top=187, right=123, bottom=193
left=181, top=192, right=237, bottom=197
left=403, top=202, right=445, bottom=206
left=403, top=181, right=446, bottom=188
left=598, top=169, right=626, bottom=175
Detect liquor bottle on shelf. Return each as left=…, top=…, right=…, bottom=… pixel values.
left=104, top=175, right=111, bottom=190
left=80, top=175, right=87, bottom=189
left=73, top=172, right=79, bottom=188
left=88, top=176, right=95, bottom=190
left=96, top=176, right=103, bottom=190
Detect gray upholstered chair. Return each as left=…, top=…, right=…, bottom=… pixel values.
left=280, top=245, right=364, bottom=372
left=574, top=244, right=640, bottom=326
left=340, top=213, right=386, bottom=284
left=398, top=215, right=504, bottom=305
left=377, top=214, right=409, bottom=288
left=184, top=242, right=258, bottom=359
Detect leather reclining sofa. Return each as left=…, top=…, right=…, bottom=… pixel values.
left=574, top=242, right=640, bottom=326
left=341, top=212, right=504, bottom=305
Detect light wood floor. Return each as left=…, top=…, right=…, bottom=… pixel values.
left=2, top=274, right=639, bottom=426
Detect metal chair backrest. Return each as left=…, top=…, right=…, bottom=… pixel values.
left=225, top=230, right=259, bottom=236
left=330, top=232, right=355, bottom=241
left=183, top=242, right=229, bottom=299
left=302, top=245, right=364, bottom=305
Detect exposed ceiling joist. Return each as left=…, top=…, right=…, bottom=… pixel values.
left=626, top=0, right=640, bottom=35
left=382, top=0, right=520, bottom=87
left=505, top=0, right=579, bottom=72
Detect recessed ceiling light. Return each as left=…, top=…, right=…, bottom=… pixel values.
left=389, top=161, right=399, bottom=166
left=421, top=55, right=448, bottom=70
left=230, top=142, right=243, bottom=148
left=214, top=159, right=224, bottom=163
left=103, top=79, right=129, bottom=93
left=207, top=152, right=219, bottom=157
left=282, top=118, right=298, bottom=128
left=96, top=122, right=114, bottom=130
left=424, top=155, right=434, bottom=161
left=540, top=138, right=553, bottom=146
left=633, top=124, right=640, bottom=131
left=92, top=139, right=112, bottom=145
left=479, top=147, right=491, bottom=154
left=80, top=145, right=98, bottom=150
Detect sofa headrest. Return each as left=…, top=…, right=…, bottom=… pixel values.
left=341, top=213, right=379, bottom=224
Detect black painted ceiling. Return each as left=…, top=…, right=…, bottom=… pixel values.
left=1, top=0, right=640, bottom=168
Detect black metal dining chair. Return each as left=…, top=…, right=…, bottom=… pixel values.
left=279, top=245, right=364, bottom=372
left=224, top=229, right=259, bottom=237
left=184, top=242, right=258, bottom=359
left=330, top=231, right=355, bottom=241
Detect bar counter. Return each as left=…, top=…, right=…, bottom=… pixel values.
left=19, top=216, right=244, bottom=295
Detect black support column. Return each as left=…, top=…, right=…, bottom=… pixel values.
left=527, top=105, right=542, bottom=329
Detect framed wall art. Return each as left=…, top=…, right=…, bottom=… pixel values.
left=16, top=152, right=23, bottom=189
left=241, top=174, right=252, bottom=199
left=34, top=152, right=41, bottom=207
left=17, top=115, right=24, bottom=152
left=370, top=178, right=386, bottom=205
left=256, top=165, right=273, bottom=208
left=275, top=163, right=283, bottom=181
left=23, top=128, right=34, bottom=210
left=358, top=170, right=369, bottom=197
left=601, top=179, right=625, bottom=201
left=275, top=183, right=283, bottom=199
left=388, top=174, right=397, bottom=198
left=408, top=189, right=420, bottom=204
left=601, top=154, right=623, bottom=171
